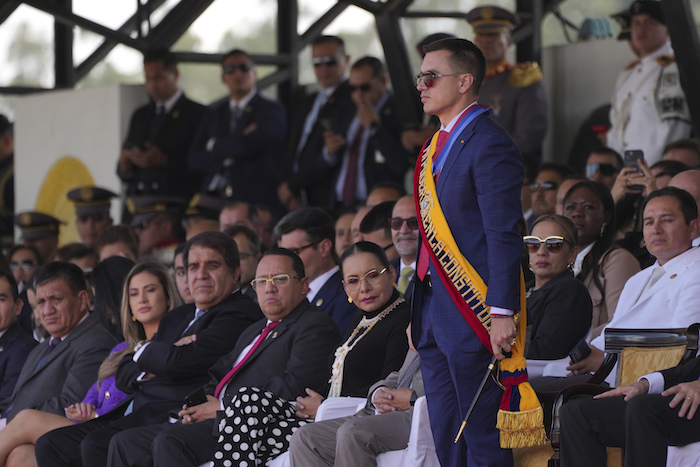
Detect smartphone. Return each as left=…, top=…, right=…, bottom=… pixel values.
left=320, top=118, right=335, bottom=133
left=623, top=149, right=645, bottom=192
left=185, top=387, right=208, bottom=407
left=569, top=339, right=592, bottom=364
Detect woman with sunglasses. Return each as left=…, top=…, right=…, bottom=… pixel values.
left=562, top=181, right=640, bottom=340
left=212, top=242, right=409, bottom=466
left=8, top=244, right=41, bottom=336
left=0, top=262, right=181, bottom=466
left=523, top=215, right=592, bottom=360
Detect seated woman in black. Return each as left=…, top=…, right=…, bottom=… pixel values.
left=212, top=241, right=410, bottom=466
left=524, top=214, right=592, bottom=360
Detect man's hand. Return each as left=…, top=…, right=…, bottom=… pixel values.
left=179, top=395, right=220, bottom=424
left=118, top=148, right=137, bottom=174
left=131, top=144, right=167, bottom=168
left=277, top=182, right=300, bottom=212
left=489, top=316, right=517, bottom=360
left=610, top=167, right=652, bottom=204
left=663, top=380, right=700, bottom=420
left=323, top=130, right=346, bottom=155
left=174, top=334, right=196, bottom=347
left=355, top=95, right=379, bottom=128
left=65, top=402, right=97, bottom=423
left=567, top=345, right=604, bottom=376
left=242, top=123, right=258, bottom=136
left=295, top=388, right=324, bottom=420
left=372, top=387, right=413, bottom=413
left=595, top=379, right=649, bottom=401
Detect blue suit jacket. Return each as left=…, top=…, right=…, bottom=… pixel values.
left=420, top=112, right=523, bottom=350
left=312, top=270, right=356, bottom=335
left=188, top=92, right=287, bottom=213
left=0, top=322, right=37, bottom=402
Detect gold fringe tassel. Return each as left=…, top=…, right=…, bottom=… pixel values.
left=497, top=407, right=548, bottom=448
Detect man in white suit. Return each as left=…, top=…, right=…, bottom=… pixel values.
left=567, top=186, right=700, bottom=377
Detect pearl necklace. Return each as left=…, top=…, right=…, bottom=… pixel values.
left=328, top=295, right=404, bottom=398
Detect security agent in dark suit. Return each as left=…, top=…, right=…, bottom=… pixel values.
left=188, top=49, right=287, bottom=214
left=0, top=270, right=37, bottom=402
left=0, top=263, right=116, bottom=423
left=117, top=49, right=207, bottom=221
left=324, top=57, right=410, bottom=209
left=278, top=35, right=353, bottom=210
left=276, top=207, right=356, bottom=334
left=106, top=248, right=342, bottom=467
left=34, top=231, right=262, bottom=467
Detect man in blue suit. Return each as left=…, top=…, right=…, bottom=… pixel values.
left=413, top=38, right=522, bottom=466
left=188, top=49, right=287, bottom=214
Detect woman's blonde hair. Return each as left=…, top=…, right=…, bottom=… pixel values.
left=96, top=262, right=182, bottom=387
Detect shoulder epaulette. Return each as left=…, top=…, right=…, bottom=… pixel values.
left=508, top=61, right=543, bottom=88
left=656, top=55, right=675, bottom=66
left=625, top=59, right=641, bottom=70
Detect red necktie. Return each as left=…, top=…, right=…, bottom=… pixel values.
left=214, top=321, right=281, bottom=398
left=341, top=125, right=365, bottom=204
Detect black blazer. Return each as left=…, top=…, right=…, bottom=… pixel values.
left=115, top=291, right=262, bottom=414
left=286, top=81, right=352, bottom=207
left=204, top=299, right=341, bottom=404
left=118, top=93, right=207, bottom=201
left=312, top=270, right=356, bottom=335
left=662, top=356, right=700, bottom=389
left=0, top=322, right=37, bottom=401
left=188, top=93, right=287, bottom=213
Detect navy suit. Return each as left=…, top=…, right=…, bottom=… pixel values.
left=414, top=111, right=523, bottom=466
left=0, top=322, right=37, bottom=402
left=311, top=270, right=356, bottom=334
left=188, top=93, right=287, bottom=213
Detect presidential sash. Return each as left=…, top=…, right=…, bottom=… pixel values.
left=414, top=114, right=546, bottom=448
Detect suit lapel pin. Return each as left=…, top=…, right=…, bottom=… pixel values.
left=460, top=140, right=465, bottom=144
left=315, top=298, right=324, bottom=307
left=670, top=274, right=677, bottom=279
left=272, top=331, right=279, bottom=339
left=172, top=110, right=179, bottom=119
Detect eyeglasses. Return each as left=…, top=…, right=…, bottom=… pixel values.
left=349, top=83, right=372, bottom=93
left=223, top=63, right=252, bottom=74
left=342, top=267, right=388, bottom=291
left=251, top=274, right=301, bottom=289
left=529, top=182, right=558, bottom=193
left=415, top=71, right=464, bottom=88
left=523, top=236, right=571, bottom=253
left=389, top=217, right=419, bottom=231
left=313, top=56, right=339, bottom=67
left=285, top=241, right=319, bottom=255
left=586, top=163, right=619, bottom=177
left=10, top=260, right=35, bottom=271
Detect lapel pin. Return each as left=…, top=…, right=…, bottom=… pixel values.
left=670, top=274, right=677, bottom=279
left=272, top=331, right=279, bottom=339
left=315, top=298, right=324, bottom=307
left=460, top=140, right=465, bottom=143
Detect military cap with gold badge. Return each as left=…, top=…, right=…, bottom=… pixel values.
left=465, top=5, right=520, bottom=34
left=126, top=195, right=185, bottom=229
left=14, top=211, right=63, bottom=241
left=66, top=186, right=117, bottom=217
left=630, top=0, right=664, bottom=25
left=185, top=193, right=229, bottom=221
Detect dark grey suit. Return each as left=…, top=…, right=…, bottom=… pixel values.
left=289, top=349, right=423, bottom=467
left=0, top=313, right=115, bottom=421
left=107, top=299, right=341, bottom=467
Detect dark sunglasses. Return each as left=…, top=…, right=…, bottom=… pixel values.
left=523, top=235, right=570, bottom=253
left=10, top=260, right=35, bottom=271
left=415, top=71, right=463, bottom=88
left=586, top=163, right=619, bottom=177
left=529, top=181, right=558, bottom=192
left=313, top=56, right=339, bottom=67
left=349, top=83, right=372, bottom=93
left=223, top=63, right=252, bottom=74
left=389, top=217, right=419, bottom=230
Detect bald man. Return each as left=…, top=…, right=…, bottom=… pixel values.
left=669, top=169, right=700, bottom=246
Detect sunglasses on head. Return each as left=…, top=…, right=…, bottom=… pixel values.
left=223, top=63, right=252, bottom=74
left=586, top=163, right=619, bottom=177
left=313, top=56, right=339, bottom=67
left=389, top=217, right=419, bottom=230
left=529, top=181, right=558, bottom=192
left=415, top=71, right=463, bottom=88
left=523, top=235, right=570, bottom=253
left=349, top=83, right=372, bottom=93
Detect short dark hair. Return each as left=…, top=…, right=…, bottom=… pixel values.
left=222, top=48, right=252, bottom=65
left=312, top=35, right=346, bottom=53
left=369, top=181, right=407, bottom=199
left=274, top=208, right=337, bottom=260
left=184, top=231, right=240, bottom=274
left=423, top=38, right=486, bottom=94
left=64, top=246, right=97, bottom=264
left=261, top=248, right=305, bottom=278
left=590, top=147, right=623, bottom=168
left=643, top=186, right=698, bottom=224
left=143, top=48, right=177, bottom=70
left=8, top=244, right=40, bottom=266
left=224, top=225, right=261, bottom=255
left=339, top=241, right=390, bottom=276
left=95, top=225, right=139, bottom=260
left=351, top=56, right=384, bottom=78
left=34, top=262, right=88, bottom=296
left=650, top=160, right=690, bottom=180
left=538, top=162, right=575, bottom=180
left=222, top=201, right=259, bottom=226
left=174, top=241, right=187, bottom=259
left=0, top=269, right=19, bottom=301
left=359, top=201, right=396, bottom=237
left=663, top=138, right=700, bottom=168
left=416, top=33, right=456, bottom=51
